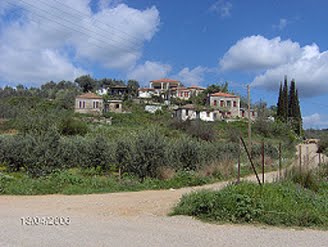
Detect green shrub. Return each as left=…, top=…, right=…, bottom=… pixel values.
left=172, top=181, right=328, bottom=228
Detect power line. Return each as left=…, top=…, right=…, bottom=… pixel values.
left=7, top=0, right=140, bottom=56
left=51, top=0, right=144, bottom=44
left=17, top=0, right=138, bottom=52
left=36, top=0, right=143, bottom=49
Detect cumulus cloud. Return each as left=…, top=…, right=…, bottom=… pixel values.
left=220, top=35, right=328, bottom=97
left=175, top=66, right=208, bottom=86
left=0, top=0, right=160, bottom=85
left=210, top=0, right=232, bottom=17
left=127, top=61, right=172, bottom=86
left=220, top=35, right=301, bottom=71
left=303, top=113, right=328, bottom=129
left=252, top=43, right=328, bottom=96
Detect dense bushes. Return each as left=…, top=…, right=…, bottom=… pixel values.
left=0, top=128, right=239, bottom=179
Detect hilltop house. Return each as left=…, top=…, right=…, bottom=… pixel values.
left=174, top=85, right=206, bottom=100
left=209, top=92, right=241, bottom=118
left=173, top=104, right=218, bottom=122
left=75, top=93, right=103, bottom=114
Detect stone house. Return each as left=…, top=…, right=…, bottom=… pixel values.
left=209, top=92, right=241, bottom=118
left=75, top=93, right=103, bottom=114
left=104, top=99, right=123, bottom=113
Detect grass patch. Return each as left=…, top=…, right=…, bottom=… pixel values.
left=0, top=169, right=217, bottom=195
left=171, top=165, right=328, bottom=229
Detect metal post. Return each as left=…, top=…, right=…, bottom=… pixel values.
left=262, top=141, right=265, bottom=184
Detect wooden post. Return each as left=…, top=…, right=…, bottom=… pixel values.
left=237, top=139, right=241, bottom=184
left=262, top=141, right=265, bottom=184
left=240, top=136, right=261, bottom=186
left=306, top=146, right=309, bottom=168
left=319, top=152, right=321, bottom=166
left=299, top=145, right=302, bottom=173
left=247, top=85, right=252, bottom=157
left=279, top=142, right=282, bottom=179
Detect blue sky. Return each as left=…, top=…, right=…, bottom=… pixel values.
left=1, top=0, right=328, bottom=128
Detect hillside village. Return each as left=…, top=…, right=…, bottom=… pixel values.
left=75, top=78, right=257, bottom=122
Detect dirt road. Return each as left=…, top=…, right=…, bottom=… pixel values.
left=0, top=143, right=327, bottom=246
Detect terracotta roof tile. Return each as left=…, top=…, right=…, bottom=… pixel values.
left=150, top=78, right=180, bottom=83
left=188, top=85, right=206, bottom=90
left=210, top=92, right=239, bottom=98
left=76, top=92, right=102, bottom=99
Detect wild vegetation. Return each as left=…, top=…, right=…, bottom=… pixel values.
left=172, top=163, right=328, bottom=229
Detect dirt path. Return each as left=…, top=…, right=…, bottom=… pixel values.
left=1, top=143, right=327, bottom=247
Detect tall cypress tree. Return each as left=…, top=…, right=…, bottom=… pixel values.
left=294, top=89, right=302, bottom=135
left=288, top=79, right=297, bottom=119
left=282, top=75, right=288, bottom=122
left=277, top=82, right=283, bottom=120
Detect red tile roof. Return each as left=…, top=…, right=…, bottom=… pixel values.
left=210, top=92, right=239, bottom=98
left=76, top=92, right=102, bottom=99
left=188, top=85, right=206, bottom=90
left=150, top=78, right=180, bottom=83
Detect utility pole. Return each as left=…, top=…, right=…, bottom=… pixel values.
left=247, top=84, right=252, bottom=156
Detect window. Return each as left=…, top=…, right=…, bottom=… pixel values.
left=220, top=100, right=224, bottom=107
left=184, top=92, right=189, bottom=97
left=207, top=112, right=210, bottom=117
left=233, top=101, right=237, bottom=107
left=79, top=101, right=82, bottom=108
left=252, top=111, right=255, bottom=117
left=227, top=101, right=231, bottom=107
left=213, top=100, right=217, bottom=106
left=93, top=101, right=99, bottom=109
left=82, top=101, right=86, bottom=108
left=186, top=109, right=189, bottom=116
left=116, top=104, right=120, bottom=109
left=242, top=111, right=245, bottom=117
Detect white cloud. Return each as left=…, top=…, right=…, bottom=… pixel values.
left=303, top=113, right=328, bottom=129
left=220, top=35, right=328, bottom=97
left=210, top=0, right=232, bottom=17
left=220, top=35, right=301, bottom=71
left=127, top=61, right=172, bottom=86
left=273, top=18, right=288, bottom=30
left=0, top=0, right=160, bottom=85
left=252, top=43, right=328, bottom=97
left=175, top=66, right=208, bottom=86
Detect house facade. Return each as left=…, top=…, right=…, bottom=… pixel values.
left=138, top=88, right=156, bottom=99
left=174, top=104, right=218, bottom=122
left=75, top=93, right=103, bottom=114
left=209, top=92, right=241, bottom=118
left=104, top=99, right=123, bottom=113
left=174, top=86, right=205, bottom=100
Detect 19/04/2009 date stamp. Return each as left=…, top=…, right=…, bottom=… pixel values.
left=20, top=216, right=70, bottom=226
